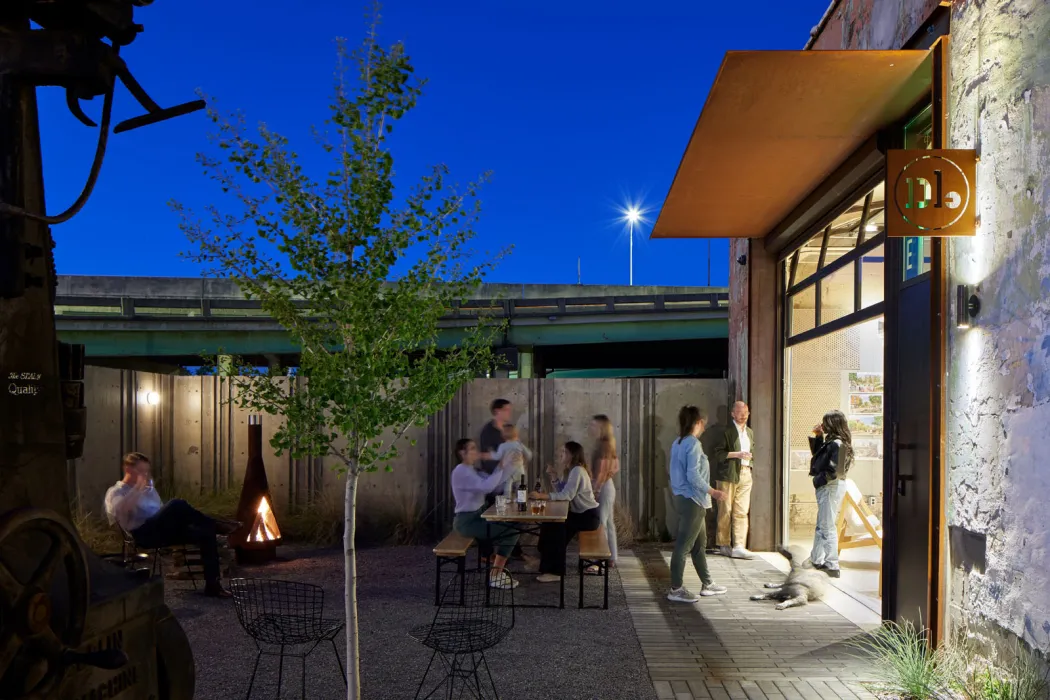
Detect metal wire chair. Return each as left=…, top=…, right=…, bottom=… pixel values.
left=230, top=578, right=346, bottom=700
left=409, top=570, right=515, bottom=699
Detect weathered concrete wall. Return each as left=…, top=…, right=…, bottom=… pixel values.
left=72, top=368, right=726, bottom=539
left=946, top=0, right=1050, bottom=655
left=808, top=0, right=940, bottom=50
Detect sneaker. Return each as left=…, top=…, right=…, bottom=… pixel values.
left=536, top=573, right=562, bottom=583
left=700, top=583, right=728, bottom=596
left=730, top=547, right=755, bottom=560
left=824, top=567, right=841, bottom=579
left=802, top=558, right=820, bottom=569
left=667, top=586, right=699, bottom=603
left=489, top=571, right=519, bottom=589
left=718, top=545, right=733, bottom=557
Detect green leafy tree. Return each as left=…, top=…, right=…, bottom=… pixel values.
left=173, top=10, right=503, bottom=697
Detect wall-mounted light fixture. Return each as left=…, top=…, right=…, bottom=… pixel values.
left=957, top=284, right=980, bottom=329
left=145, top=391, right=160, bottom=406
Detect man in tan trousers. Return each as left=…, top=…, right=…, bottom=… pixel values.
left=712, top=401, right=755, bottom=559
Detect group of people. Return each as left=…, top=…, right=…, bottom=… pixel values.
left=666, top=401, right=855, bottom=603
left=101, top=397, right=855, bottom=603
left=451, top=399, right=620, bottom=589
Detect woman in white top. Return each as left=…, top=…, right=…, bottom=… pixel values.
left=529, top=441, right=600, bottom=583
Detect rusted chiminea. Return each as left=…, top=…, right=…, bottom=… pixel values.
left=230, top=415, right=282, bottom=564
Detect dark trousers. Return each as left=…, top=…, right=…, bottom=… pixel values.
left=132, top=499, right=221, bottom=584
left=539, top=507, right=600, bottom=576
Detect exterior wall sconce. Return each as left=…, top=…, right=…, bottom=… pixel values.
left=145, top=391, right=160, bottom=405
left=957, top=284, right=980, bottom=329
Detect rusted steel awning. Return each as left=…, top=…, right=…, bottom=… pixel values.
left=651, top=50, right=932, bottom=239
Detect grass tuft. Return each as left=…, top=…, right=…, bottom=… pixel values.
left=852, top=620, right=957, bottom=700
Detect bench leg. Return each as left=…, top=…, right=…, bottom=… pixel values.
left=435, top=557, right=442, bottom=606
left=578, top=558, right=585, bottom=609
left=603, top=561, right=609, bottom=610
left=458, top=555, right=466, bottom=606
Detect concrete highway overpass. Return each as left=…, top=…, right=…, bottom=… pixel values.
left=54, top=276, right=729, bottom=377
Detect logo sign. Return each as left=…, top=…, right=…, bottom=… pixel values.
left=886, top=149, right=977, bottom=237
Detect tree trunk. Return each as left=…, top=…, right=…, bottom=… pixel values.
left=344, top=469, right=362, bottom=699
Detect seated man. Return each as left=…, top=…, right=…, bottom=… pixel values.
left=105, top=451, right=239, bottom=598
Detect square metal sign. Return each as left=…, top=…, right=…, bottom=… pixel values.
left=886, top=149, right=977, bottom=237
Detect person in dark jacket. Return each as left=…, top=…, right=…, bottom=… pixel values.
left=805, top=410, right=854, bottom=578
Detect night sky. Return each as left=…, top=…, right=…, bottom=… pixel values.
left=40, top=0, right=829, bottom=288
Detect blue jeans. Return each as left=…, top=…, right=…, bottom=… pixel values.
left=811, top=480, right=847, bottom=570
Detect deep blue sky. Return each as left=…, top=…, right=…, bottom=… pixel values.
left=41, top=0, right=827, bottom=288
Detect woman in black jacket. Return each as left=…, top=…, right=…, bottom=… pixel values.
left=806, top=410, right=854, bottom=578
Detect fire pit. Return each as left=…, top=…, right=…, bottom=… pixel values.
left=230, top=415, right=282, bottom=564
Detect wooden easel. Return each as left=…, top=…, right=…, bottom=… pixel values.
left=836, top=479, right=884, bottom=596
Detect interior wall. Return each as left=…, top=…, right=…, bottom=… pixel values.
left=946, top=0, right=1050, bottom=657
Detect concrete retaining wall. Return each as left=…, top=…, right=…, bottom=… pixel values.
left=71, top=367, right=726, bottom=538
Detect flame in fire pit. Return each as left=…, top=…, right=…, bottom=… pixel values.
left=251, top=497, right=281, bottom=543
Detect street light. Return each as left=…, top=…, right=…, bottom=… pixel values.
left=623, top=206, right=642, bottom=286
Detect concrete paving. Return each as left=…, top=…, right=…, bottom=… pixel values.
left=620, top=546, right=882, bottom=700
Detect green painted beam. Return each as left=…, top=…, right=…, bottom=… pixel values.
left=58, top=317, right=728, bottom=359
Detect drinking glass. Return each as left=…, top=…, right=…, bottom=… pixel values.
left=495, top=495, right=507, bottom=515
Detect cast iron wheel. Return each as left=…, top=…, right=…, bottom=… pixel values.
left=0, top=508, right=89, bottom=699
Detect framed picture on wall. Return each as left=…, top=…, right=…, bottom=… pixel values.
left=790, top=450, right=811, bottom=472
left=853, top=436, right=883, bottom=459
left=849, top=415, right=883, bottom=436
left=848, top=372, right=884, bottom=394
left=849, top=393, right=883, bottom=414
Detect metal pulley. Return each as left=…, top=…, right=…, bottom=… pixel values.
left=0, top=509, right=128, bottom=700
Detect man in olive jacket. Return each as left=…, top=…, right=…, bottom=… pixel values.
left=712, top=401, right=755, bottom=559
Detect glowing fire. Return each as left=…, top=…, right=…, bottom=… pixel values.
left=250, top=497, right=281, bottom=543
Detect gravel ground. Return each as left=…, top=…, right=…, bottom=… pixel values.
left=167, top=544, right=656, bottom=700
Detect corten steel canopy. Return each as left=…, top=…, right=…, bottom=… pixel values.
left=651, top=50, right=933, bottom=240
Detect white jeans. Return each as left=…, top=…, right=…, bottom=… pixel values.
left=811, top=479, right=846, bottom=570
left=598, top=480, right=618, bottom=563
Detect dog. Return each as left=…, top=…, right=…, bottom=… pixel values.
left=749, top=545, right=831, bottom=610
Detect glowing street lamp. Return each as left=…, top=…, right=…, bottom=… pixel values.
left=623, top=206, right=642, bottom=286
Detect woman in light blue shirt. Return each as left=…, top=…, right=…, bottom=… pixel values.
left=667, top=405, right=729, bottom=603
left=451, top=438, right=520, bottom=590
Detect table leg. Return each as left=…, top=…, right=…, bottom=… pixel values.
left=485, top=522, right=492, bottom=607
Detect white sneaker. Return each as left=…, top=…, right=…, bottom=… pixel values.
left=719, top=545, right=732, bottom=557
left=489, top=571, right=519, bottom=589
left=667, top=586, right=699, bottom=603
left=536, top=573, right=561, bottom=583
left=730, top=547, right=755, bottom=560
left=700, top=583, right=728, bottom=596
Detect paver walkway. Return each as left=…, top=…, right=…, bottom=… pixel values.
left=620, top=545, right=881, bottom=700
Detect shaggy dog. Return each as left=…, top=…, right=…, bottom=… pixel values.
left=749, top=545, right=831, bottom=610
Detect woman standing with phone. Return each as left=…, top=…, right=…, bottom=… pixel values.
left=806, top=410, right=854, bottom=578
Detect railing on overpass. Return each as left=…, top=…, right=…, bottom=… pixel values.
left=54, top=291, right=729, bottom=322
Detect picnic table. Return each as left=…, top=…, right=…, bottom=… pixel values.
left=482, top=501, right=569, bottom=608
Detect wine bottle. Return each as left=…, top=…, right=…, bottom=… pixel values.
left=517, top=473, right=528, bottom=513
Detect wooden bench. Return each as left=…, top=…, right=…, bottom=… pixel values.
left=578, top=527, right=612, bottom=610
left=433, top=532, right=475, bottom=606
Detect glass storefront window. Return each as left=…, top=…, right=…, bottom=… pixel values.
left=820, top=261, right=855, bottom=324
left=790, top=284, right=816, bottom=335
left=784, top=316, right=884, bottom=604
left=860, top=244, right=885, bottom=309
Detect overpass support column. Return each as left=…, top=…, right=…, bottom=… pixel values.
left=518, top=346, right=534, bottom=379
